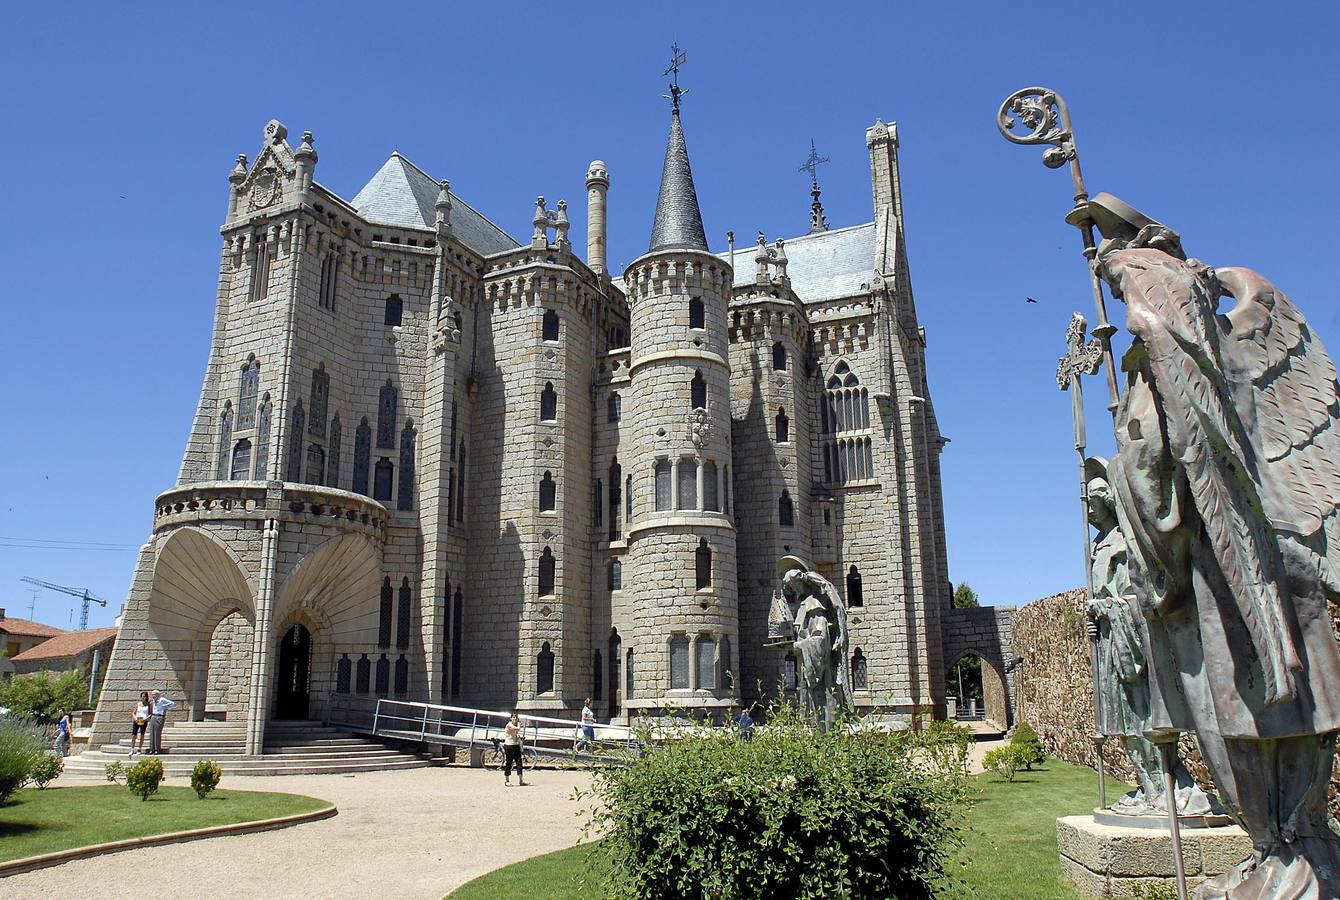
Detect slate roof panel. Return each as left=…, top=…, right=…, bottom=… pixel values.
left=716, top=222, right=876, bottom=303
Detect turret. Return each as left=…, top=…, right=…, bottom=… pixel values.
left=293, top=131, right=317, bottom=203
left=585, top=160, right=609, bottom=274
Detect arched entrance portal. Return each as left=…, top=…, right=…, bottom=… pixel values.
left=276, top=624, right=312, bottom=720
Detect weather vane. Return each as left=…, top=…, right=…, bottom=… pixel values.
left=663, top=41, right=688, bottom=110
left=798, top=140, right=830, bottom=186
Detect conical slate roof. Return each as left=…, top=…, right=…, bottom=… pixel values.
left=648, top=109, right=708, bottom=253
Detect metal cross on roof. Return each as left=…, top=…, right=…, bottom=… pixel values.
left=663, top=41, right=688, bottom=110
left=798, top=140, right=830, bottom=186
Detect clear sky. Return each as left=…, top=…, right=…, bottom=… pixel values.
left=1, top=2, right=1335, bottom=629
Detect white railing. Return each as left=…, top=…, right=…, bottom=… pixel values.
left=370, top=699, right=641, bottom=763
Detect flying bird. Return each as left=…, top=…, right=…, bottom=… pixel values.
left=1025, top=297, right=1038, bottom=304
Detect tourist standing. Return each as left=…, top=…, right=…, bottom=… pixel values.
left=130, top=691, right=152, bottom=757
left=737, top=707, right=754, bottom=742
left=54, top=708, right=72, bottom=757
left=576, top=698, right=596, bottom=752
left=147, top=690, right=175, bottom=755
left=503, top=712, right=526, bottom=786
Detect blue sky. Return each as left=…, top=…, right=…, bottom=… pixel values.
left=1, top=2, right=1335, bottom=628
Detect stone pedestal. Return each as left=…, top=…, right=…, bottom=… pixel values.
left=1057, top=815, right=1252, bottom=897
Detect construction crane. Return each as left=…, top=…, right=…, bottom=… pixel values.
left=20, top=577, right=109, bottom=631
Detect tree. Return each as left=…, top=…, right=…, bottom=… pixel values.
left=952, top=583, right=980, bottom=609
left=0, top=670, right=90, bottom=723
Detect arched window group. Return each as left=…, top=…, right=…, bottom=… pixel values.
left=823, top=437, right=875, bottom=484
left=821, top=361, right=870, bottom=434
left=254, top=395, right=272, bottom=479
left=668, top=633, right=726, bottom=692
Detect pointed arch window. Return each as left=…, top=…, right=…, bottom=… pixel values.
left=654, top=460, right=672, bottom=512
left=398, top=420, right=416, bottom=511
left=450, top=586, right=464, bottom=698
left=538, top=642, right=555, bottom=693
left=377, top=380, right=398, bottom=448
left=374, top=458, right=394, bottom=502
left=254, top=395, right=272, bottom=480
left=230, top=439, right=252, bottom=481
left=688, top=297, right=705, bottom=329
left=542, top=308, right=560, bottom=341
left=336, top=654, right=351, bottom=694
left=540, top=471, right=556, bottom=512
left=538, top=546, right=555, bottom=596
left=696, top=636, right=716, bottom=690
left=540, top=382, right=557, bottom=421
left=608, top=459, right=622, bottom=539
left=286, top=401, right=305, bottom=482
left=772, top=341, right=787, bottom=371
left=375, top=653, right=390, bottom=695
left=216, top=402, right=234, bottom=480
left=690, top=370, right=706, bottom=409
left=852, top=647, right=868, bottom=690
left=394, top=654, right=409, bottom=695
left=775, top=408, right=789, bottom=443
left=695, top=539, right=712, bottom=590
left=328, top=414, right=342, bottom=489
left=309, top=364, right=329, bottom=437
left=306, top=443, right=325, bottom=485
left=378, top=577, right=393, bottom=648
left=608, top=391, right=621, bottom=423
left=356, top=654, right=371, bottom=693
left=669, top=635, right=690, bottom=690
left=353, top=417, right=372, bottom=495
left=397, top=577, right=412, bottom=650
left=678, top=458, right=697, bottom=510
left=847, top=565, right=864, bottom=607
left=703, top=460, right=719, bottom=512
left=779, top=490, right=794, bottom=527
left=238, top=356, right=260, bottom=429
left=608, top=558, right=622, bottom=591
left=384, top=294, right=403, bottom=326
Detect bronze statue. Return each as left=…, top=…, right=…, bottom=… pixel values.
left=1094, top=194, right=1340, bottom=898
left=768, top=556, right=853, bottom=728
left=1085, top=456, right=1210, bottom=818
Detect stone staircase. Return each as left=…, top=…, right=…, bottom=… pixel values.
left=65, top=720, right=431, bottom=777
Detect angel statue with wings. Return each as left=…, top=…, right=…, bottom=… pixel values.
left=1092, top=193, right=1340, bottom=898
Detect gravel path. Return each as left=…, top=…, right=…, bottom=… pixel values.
left=5, top=766, right=595, bottom=899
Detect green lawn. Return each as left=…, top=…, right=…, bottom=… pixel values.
left=447, top=758, right=1128, bottom=899
left=0, top=784, right=331, bottom=863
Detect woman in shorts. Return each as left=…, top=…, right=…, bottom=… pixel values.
left=130, top=691, right=151, bottom=757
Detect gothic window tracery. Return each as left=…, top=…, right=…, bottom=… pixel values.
left=821, top=361, right=874, bottom=486
left=254, top=394, right=272, bottom=479
left=353, top=417, right=371, bottom=494
left=851, top=647, right=868, bottom=690
left=238, top=356, right=259, bottom=430
left=230, top=439, right=252, bottom=481
left=608, top=391, right=621, bottom=423
left=608, top=558, right=622, bottom=591
left=377, top=380, right=398, bottom=448
left=309, top=364, right=329, bottom=437
left=286, top=401, right=305, bottom=482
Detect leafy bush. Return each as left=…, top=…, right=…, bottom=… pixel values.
left=0, top=670, right=89, bottom=724
left=27, top=752, right=63, bottom=789
left=1010, top=721, right=1046, bottom=771
left=126, top=756, right=164, bottom=801
left=191, top=759, right=222, bottom=799
left=582, top=704, right=967, bottom=899
left=1131, top=881, right=1179, bottom=899
left=105, top=761, right=126, bottom=784
left=983, top=745, right=1031, bottom=782
left=0, top=719, right=45, bottom=804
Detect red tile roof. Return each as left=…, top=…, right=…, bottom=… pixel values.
left=10, top=627, right=117, bottom=663
left=0, top=617, right=66, bottom=639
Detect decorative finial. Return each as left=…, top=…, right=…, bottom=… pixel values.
left=263, top=119, right=288, bottom=145
left=230, top=154, right=249, bottom=183
left=295, top=130, right=316, bottom=163
left=799, top=140, right=831, bottom=234
left=662, top=41, right=688, bottom=112
left=554, top=200, right=570, bottom=246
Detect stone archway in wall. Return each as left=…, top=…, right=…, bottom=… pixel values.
left=146, top=527, right=256, bottom=722
left=272, top=534, right=382, bottom=724
left=946, top=651, right=1009, bottom=728
left=203, top=605, right=255, bottom=721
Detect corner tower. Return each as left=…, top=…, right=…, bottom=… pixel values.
left=623, top=97, right=738, bottom=717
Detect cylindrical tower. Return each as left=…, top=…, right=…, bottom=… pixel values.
left=585, top=160, right=609, bottom=275
left=624, top=106, right=737, bottom=718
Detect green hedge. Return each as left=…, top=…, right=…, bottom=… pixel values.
left=582, top=707, right=968, bottom=899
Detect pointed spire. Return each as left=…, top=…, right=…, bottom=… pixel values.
left=649, top=108, right=708, bottom=253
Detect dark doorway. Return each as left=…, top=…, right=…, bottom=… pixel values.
left=276, top=624, right=311, bottom=720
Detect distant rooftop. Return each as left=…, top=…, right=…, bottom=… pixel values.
left=350, top=152, right=521, bottom=257
left=11, top=627, right=117, bottom=664
left=0, top=612, right=65, bottom=639
left=716, top=222, right=876, bottom=303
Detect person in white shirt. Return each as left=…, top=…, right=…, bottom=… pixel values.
left=146, top=690, right=176, bottom=755
left=130, top=691, right=152, bottom=756
left=576, top=698, right=596, bottom=752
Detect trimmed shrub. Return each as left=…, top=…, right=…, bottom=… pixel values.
left=27, top=752, right=63, bottom=789
left=105, top=761, right=126, bottom=784
left=126, top=756, right=164, bottom=801
left=983, top=745, right=1025, bottom=782
left=0, top=719, right=45, bottom=804
left=191, top=759, right=222, bottom=799
left=583, top=704, right=967, bottom=899
left=1010, top=721, right=1045, bottom=771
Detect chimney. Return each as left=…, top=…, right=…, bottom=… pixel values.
left=585, top=160, right=609, bottom=274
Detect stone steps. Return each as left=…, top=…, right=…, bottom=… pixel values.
left=64, top=720, right=429, bottom=777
